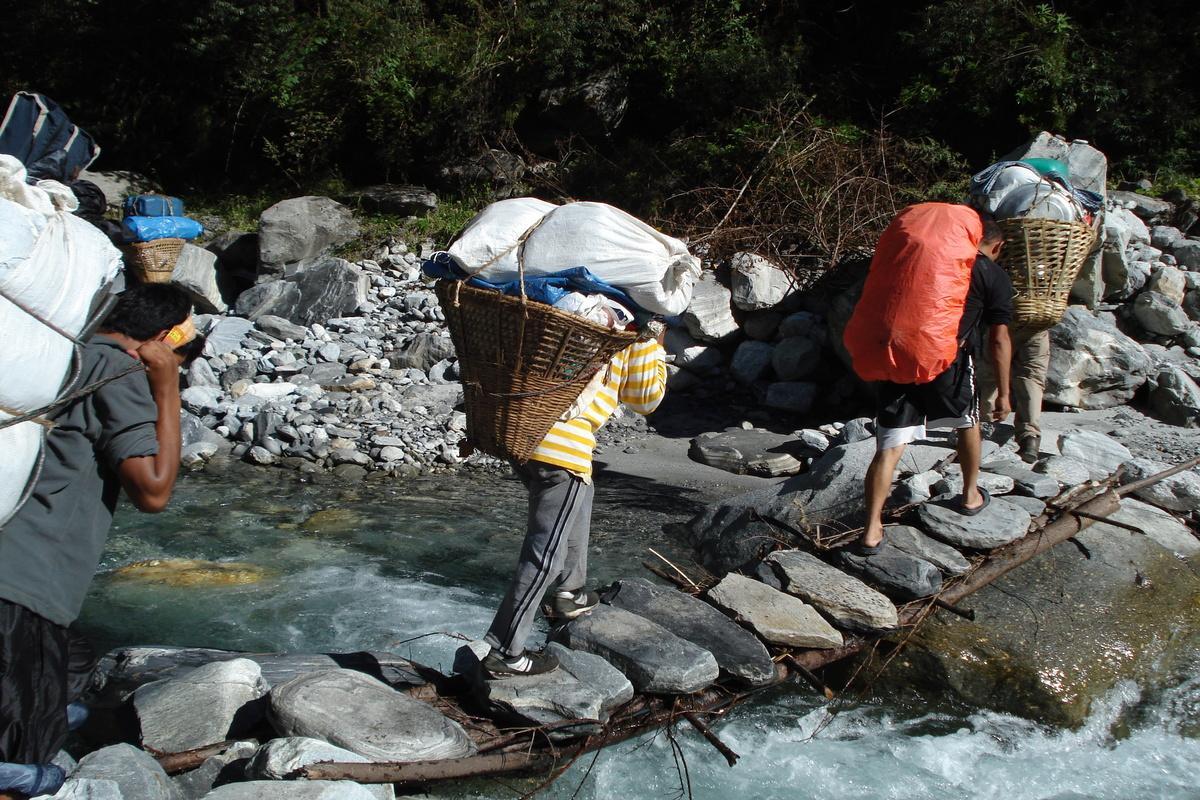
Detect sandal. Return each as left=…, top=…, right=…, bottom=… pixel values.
left=956, top=487, right=991, bottom=517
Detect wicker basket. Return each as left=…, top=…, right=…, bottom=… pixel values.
left=123, top=238, right=185, bottom=283
left=997, top=217, right=1099, bottom=328
left=435, top=279, right=637, bottom=463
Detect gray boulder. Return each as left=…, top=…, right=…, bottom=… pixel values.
left=1035, top=455, right=1091, bottom=486
left=337, top=184, right=437, bottom=216
left=730, top=252, right=791, bottom=310
left=884, top=525, right=971, bottom=575
left=689, top=506, right=803, bottom=575
left=688, top=428, right=805, bottom=477
left=290, top=259, right=370, bottom=326
left=1003, top=495, right=1048, bottom=517
left=201, top=782, right=377, bottom=799
left=981, top=460, right=1061, bottom=499
left=1151, top=225, right=1185, bottom=251
left=606, top=578, right=777, bottom=686
left=72, top=744, right=176, bottom=800
left=1093, top=498, right=1199, bottom=556
left=203, top=317, right=254, bottom=357
left=269, top=669, right=475, bottom=762
left=1147, top=366, right=1200, bottom=427
left=929, top=467, right=1015, bottom=498
left=766, top=549, right=899, bottom=632
left=772, top=336, right=822, bottom=381
left=834, top=545, right=943, bottom=600
left=1134, top=291, right=1191, bottom=336
left=764, top=381, right=819, bottom=414
left=1057, top=430, right=1133, bottom=479
left=258, top=197, right=359, bottom=278
left=743, top=309, right=784, bottom=341
left=664, top=328, right=723, bottom=373
left=1109, top=190, right=1174, bottom=223
left=235, top=280, right=301, bottom=321
left=387, top=333, right=456, bottom=371
left=730, top=340, right=774, bottom=385
left=1173, top=239, right=1200, bottom=270
left=134, top=658, right=268, bottom=753
left=245, top=738, right=394, bottom=800
left=173, top=741, right=258, bottom=800
left=171, top=245, right=227, bottom=313
left=1045, top=307, right=1152, bottom=408
left=1119, top=457, right=1200, bottom=513
left=556, top=604, right=719, bottom=694
left=706, top=573, right=843, bottom=649
left=1147, top=266, right=1188, bottom=305
left=255, top=315, right=308, bottom=342
left=682, top=272, right=738, bottom=342
left=916, top=496, right=1032, bottom=550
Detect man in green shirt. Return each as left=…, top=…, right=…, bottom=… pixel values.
left=0, top=284, right=191, bottom=799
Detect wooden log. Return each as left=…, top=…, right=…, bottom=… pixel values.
left=682, top=711, right=739, bottom=767
left=155, top=740, right=240, bottom=775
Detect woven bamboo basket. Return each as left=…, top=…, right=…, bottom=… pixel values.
left=435, top=279, right=637, bottom=463
left=996, top=217, right=1098, bottom=328
left=123, top=238, right=185, bottom=284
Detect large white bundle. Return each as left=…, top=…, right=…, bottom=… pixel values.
left=447, top=197, right=557, bottom=277
left=993, top=182, right=1084, bottom=222
left=471, top=201, right=700, bottom=316
left=0, top=156, right=123, bottom=524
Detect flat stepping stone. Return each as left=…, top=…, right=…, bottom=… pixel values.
left=134, top=658, right=268, bottom=754
left=1089, top=498, right=1200, bottom=557
left=883, top=525, right=971, bottom=576
left=689, top=429, right=806, bottom=477
left=1035, top=455, right=1091, bottom=486
left=916, top=496, right=1032, bottom=550
left=834, top=546, right=942, bottom=600
left=982, top=461, right=1061, bottom=499
left=556, top=604, right=719, bottom=694
left=201, top=781, right=378, bottom=799
left=765, top=550, right=899, bottom=632
left=606, top=577, right=777, bottom=686
left=1057, top=430, right=1132, bottom=479
left=1003, top=495, right=1047, bottom=517
left=930, top=467, right=1015, bottom=497
left=245, top=738, right=394, bottom=800
left=269, top=669, right=475, bottom=762
left=706, top=573, right=842, bottom=649
left=897, top=443, right=954, bottom=475
left=452, top=641, right=629, bottom=734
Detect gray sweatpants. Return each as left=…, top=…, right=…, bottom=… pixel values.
left=484, top=461, right=594, bottom=658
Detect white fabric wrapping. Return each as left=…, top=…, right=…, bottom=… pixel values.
left=447, top=197, right=557, bottom=277
left=453, top=198, right=702, bottom=316
left=0, top=155, right=124, bottom=524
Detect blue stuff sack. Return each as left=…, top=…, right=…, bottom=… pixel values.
left=123, top=194, right=185, bottom=217
left=122, top=215, right=204, bottom=242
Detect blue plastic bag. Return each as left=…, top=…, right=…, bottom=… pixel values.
left=123, top=194, right=184, bottom=217
left=122, top=215, right=204, bottom=242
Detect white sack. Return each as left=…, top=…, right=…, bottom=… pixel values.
left=0, top=156, right=124, bottom=524
left=447, top=197, right=557, bottom=277
left=993, top=182, right=1084, bottom=222
left=485, top=201, right=701, bottom=316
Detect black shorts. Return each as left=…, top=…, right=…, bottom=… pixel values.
left=874, top=349, right=979, bottom=450
left=0, top=600, right=96, bottom=765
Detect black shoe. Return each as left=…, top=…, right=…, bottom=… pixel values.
left=547, top=589, right=600, bottom=621
left=1018, top=436, right=1041, bottom=464
left=482, top=649, right=559, bottom=678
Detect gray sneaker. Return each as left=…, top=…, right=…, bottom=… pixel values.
left=482, top=649, right=559, bottom=678
left=547, top=589, right=600, bottom=621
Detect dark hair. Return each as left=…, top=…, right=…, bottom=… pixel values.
left=100, top=284, right=192, bottom=340
left=175, top=333, right=207, bottom=367
left=981, top=219, right=1004, bottom=245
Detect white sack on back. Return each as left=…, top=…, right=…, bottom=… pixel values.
left=971, top=163, right=1041, bottom=216
left=993, top=182, right=1084, bottom=222
left=447, top=197, right=557, bottom=276
left=502, top=202, right=702, bottom=316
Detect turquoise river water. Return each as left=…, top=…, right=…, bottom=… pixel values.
left=80, top=470, right=1200, bottom=799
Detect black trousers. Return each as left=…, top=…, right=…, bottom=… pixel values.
left=0, top=599, right=96, bottom=764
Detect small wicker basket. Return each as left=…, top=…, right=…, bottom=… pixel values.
left=996, top=217, right=1099, bottom=329
left=123, top=238, right=185, bottom=283
left=435, top=279, right=636, bottom=463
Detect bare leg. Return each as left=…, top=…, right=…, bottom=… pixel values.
left=860, top=444, right=907, bottom=548
left=956, top=424, right=983, bottom=510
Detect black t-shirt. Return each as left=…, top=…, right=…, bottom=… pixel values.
left=958, top=255, right=1014, bottom=352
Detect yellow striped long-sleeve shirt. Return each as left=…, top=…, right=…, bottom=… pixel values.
left=529, top=339, right=667, bottom=478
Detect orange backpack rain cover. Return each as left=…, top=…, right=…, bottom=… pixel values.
left=843, top=203, right=983, bottom=384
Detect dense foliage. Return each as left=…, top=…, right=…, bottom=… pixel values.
left=3, top=0, right=1197, bottom=218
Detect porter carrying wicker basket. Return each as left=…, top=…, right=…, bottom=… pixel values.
left=122, top=237, right=185, bottom=284
left=435, top=278, right=637, bottom=463
left=996, top=217, right=1099, bottom=328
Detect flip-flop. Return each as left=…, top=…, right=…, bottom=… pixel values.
left=957, top=487, right=991, bottom=517
left=848, top=533, right=887, bottom=557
